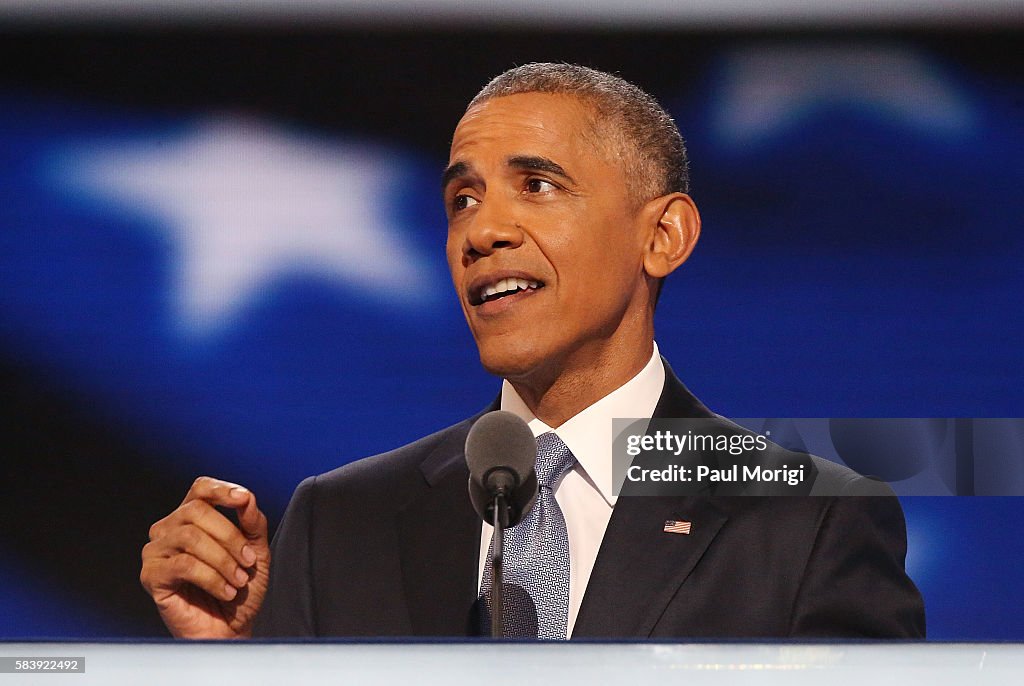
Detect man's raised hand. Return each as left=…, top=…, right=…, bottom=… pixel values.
left=140, top=477, right=270, bottom=638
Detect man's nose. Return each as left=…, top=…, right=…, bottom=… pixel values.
left=462, top=197, right=524, bottom=259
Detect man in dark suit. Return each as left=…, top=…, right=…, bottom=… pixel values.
left=140, top=63, right=925, bottom=640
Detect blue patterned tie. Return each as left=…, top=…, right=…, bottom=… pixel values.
left=480, top=432, right=576, bottom=639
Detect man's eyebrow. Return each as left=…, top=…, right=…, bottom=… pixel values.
left=507, top=155, right=576, bottom=184
left=441, top=161, right=471, bottom=193
left=440, top=156, right=576, bottom=193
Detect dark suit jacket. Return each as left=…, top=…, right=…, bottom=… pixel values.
left=253, top=362, right=925, bottom=639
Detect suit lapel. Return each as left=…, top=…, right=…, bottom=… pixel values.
left=396, top=416, right=484, bottom=636
left=572, top=496, right=727, bottom=637
left=573, top=359, right=729, bottom=638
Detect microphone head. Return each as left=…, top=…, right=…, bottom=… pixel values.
left=465, top=410, right=538, bottom=527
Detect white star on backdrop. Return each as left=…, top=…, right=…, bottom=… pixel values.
left=713, top=46, right=974, bottom=145
left=61, top=117, right=436, bottom=334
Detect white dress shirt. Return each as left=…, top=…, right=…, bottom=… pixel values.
left=477, top=342, right=666, bottom=638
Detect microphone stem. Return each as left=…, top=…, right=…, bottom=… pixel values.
left=490, top=490, right=509, bottom=639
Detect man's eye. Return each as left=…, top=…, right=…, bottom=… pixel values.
left=453, top=194, right=479, bottom=211
left=525, top=178, right=556, bottom=194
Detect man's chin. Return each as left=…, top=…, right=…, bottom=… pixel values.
left=475, top=341, right=548, bottom=381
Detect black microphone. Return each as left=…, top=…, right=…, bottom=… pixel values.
left=465, top=410, right=538, bottom=638
left=465, top=410, right=538, bottom=527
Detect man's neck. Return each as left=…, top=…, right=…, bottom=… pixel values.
left=507, top=339, right=655, bottom=428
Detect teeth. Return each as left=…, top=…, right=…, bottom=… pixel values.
left=479, top=277, right=541, bottom=302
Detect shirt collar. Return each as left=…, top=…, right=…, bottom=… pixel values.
left=499, top=342, right=665, bottom=506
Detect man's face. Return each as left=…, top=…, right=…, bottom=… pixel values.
left=443, top=92, right=653, bottom=384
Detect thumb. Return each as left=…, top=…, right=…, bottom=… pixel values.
left=234, top=488, right=269, bottom=549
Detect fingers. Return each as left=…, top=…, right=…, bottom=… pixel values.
left=181, top=476, right=252, bottom=509
left=145, top=523, right=253, bottom=593
left=149, top=500, right=254, bottom=570
left=144, top=552, right=241, bottom=603
left=144, top=477, right=267, bottom=600
left=179, top=476, right=268, bottom=546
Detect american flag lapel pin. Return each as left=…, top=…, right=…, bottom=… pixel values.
left=663, top=520, right=692, bottom=535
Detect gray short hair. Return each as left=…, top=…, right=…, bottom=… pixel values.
left=468, top=63, right=690, bottom=204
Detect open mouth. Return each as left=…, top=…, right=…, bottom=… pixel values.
left=470, top=277, right=544, bottom=306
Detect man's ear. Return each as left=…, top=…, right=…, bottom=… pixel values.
left=641, top=193, right=701, bottom=279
